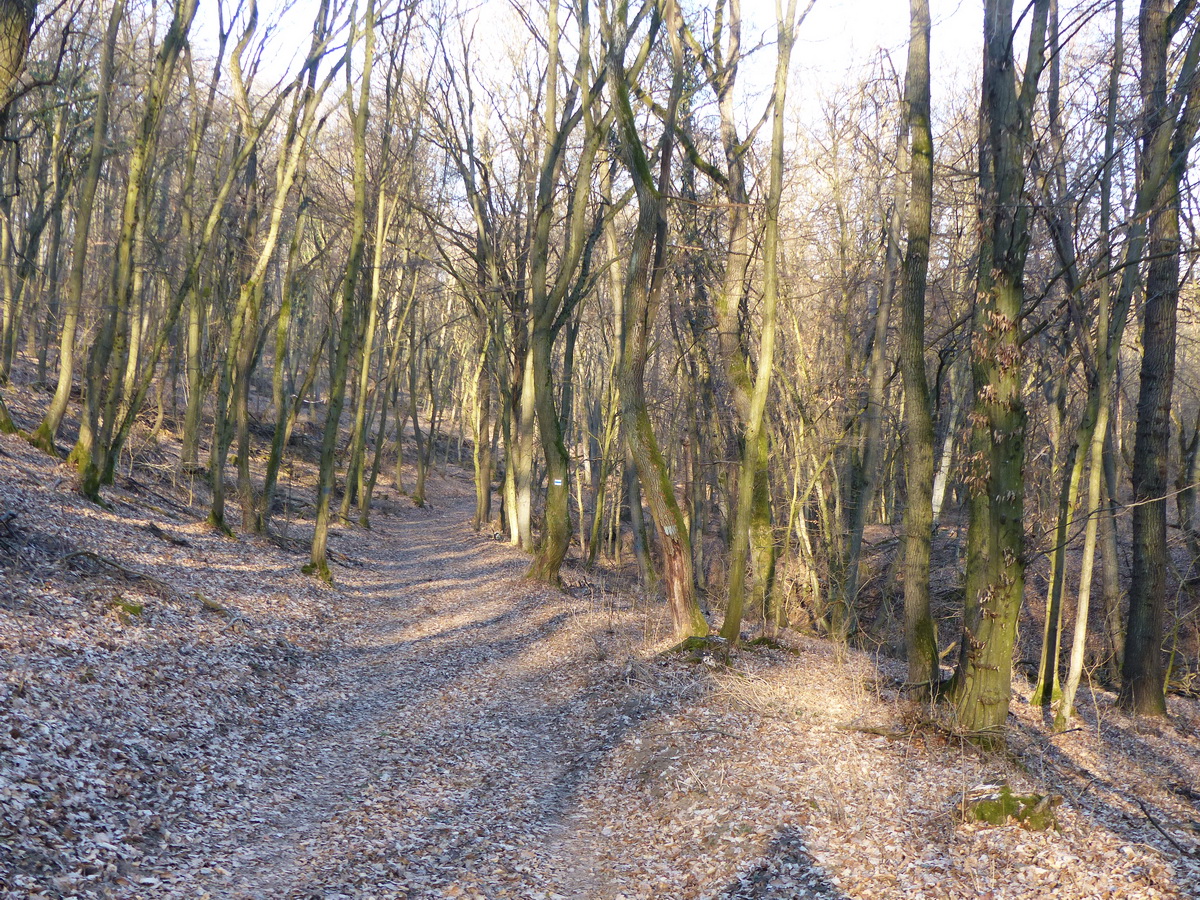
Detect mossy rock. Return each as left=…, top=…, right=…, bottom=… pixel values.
left=958, top=783, right=1062, bottom=831
left=109, top=596, right=144, bottom=624
left=746, top=636, right=800, bottom=655
left=663, top=634, right=728, bottom=665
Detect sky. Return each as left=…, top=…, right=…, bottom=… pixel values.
left=190, top=0, right=988, bottom=98
left=791, top=0, right=980, bottom=74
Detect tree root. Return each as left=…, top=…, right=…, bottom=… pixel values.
left=196, top=591, right=249, bottom=632
left=56, top=549, right=173, bottom=596
left=142, top=522, right=190, bottom=546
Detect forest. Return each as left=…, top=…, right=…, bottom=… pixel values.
left=3, top=0, right=1200, bottom=896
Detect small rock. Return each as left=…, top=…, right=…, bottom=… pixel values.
left=956, top=782, right=1062, bottom=831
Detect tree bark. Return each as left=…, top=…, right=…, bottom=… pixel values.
left=605, top=0, right=707, bottom=639
left=953, top=0, right=1050, bottom=742
left=1122, top=0, right=1200, bottom=716
left=720, top=0, right=803, bottom=642
left=899, top=0, right=938, bottom=689
left=308, top=0, right=374, bottom=580
left=30, top=0, right=121, bottom=455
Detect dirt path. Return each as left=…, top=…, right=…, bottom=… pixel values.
left=6, top=434, right=1200, bottom=900
left=164, top=497, right=655, bottom=900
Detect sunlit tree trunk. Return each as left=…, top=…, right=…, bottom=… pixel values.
left=720, top=0, right=804, bottom=642
left=407, top=314, right=431, bottom=508
left=511, top=337, right=536, bottom=548
left=0, top=0, right=31, bottom=429
left=363, top=255, right=419, bottom=527
left=1100, top=425, right=1124, bottom=682
left=1054, top=0, right=1125, bottom=729
left=898, top=0, right=938, bottom=689
left=1033, top=1, right=1075, bottom=707
left=340, top=188, right=398, bottom=522
left=232, top=154, right=264, bottom=531
left=210, top=0, right=341, bottom=532
left=605, top=0, right=707, bottom=639
left=30, top=0, right=121, bottom=453
left=259, top=197, right=310, bottom=530
left=70, top=0, right=198, bottom=500
left=1175, top=411, right=1200, bottom=556
left=1122, top=0, right=1200, bottom=716
left=588, top=158, right=628, bottom=568
left=526, top=0, right=609, bottom=583
left=470, top=315, right=493, bottom=529
left=309, top=0, right=374, bottom=580
left=0, top=0, right=31, bottom=97
left=954, top=0, right=1050, bottom=741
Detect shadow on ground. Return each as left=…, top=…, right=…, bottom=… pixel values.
left=713, top=828, right=845, bottom=899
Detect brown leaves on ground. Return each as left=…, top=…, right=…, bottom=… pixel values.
left=2, top=432, right=1199, bottom=899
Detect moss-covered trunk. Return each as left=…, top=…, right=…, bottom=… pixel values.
left=953, top=0, right=1050, bottom=740
left=605, top=0, right=707, bottom=640
left=898, top=0, right=938, bottom=689
left=308, top=0, right=374, bottom=581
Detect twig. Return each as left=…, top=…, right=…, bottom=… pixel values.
left=648, top=728, right=737, bottom=739
left=57, top=550, right=173, bottom=595
left=143, top=522, right=190, bottom=547
left=1026, top=727, right=1085, bottom=745
left=1136, top=799, right=1197, bottom=858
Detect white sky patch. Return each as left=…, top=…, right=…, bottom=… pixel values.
left=189, top=0, right=984, bottom=91
left=186, top=0, right=1119, bottom=162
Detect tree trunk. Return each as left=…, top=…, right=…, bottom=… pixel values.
left=70, top=0, right=198, bottom=499
left=899, top=0, right=938, bottom=689
left=471, top=319, right=493, bottom=529
left=1055, top=0, right=1125, bottom=728
left=308, top=0, right=374, bottom=581
left=0, top=0, right=30, bottom=433
left=30, top=0, right=122, bottom=455
left=606, top=0, right=707, bottom=639
left=1101, top=424, right=1124, bottom=682
left=953, top=0, right=1050, bottom=741
left=340, top=188, right=396, bottom=523
left=720, top=0, right=800, bottom=642
left=513, top=339, right=536, bottom=548
left=1121, top=0, right=1200, bottom=716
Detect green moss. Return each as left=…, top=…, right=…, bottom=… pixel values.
left=667, top=635, right=718, bottom=654
left=109, top=596, right=144, bottom=624
left=962, top=784, right=1061, bottom=831
left=968, top=789, right=1020, bottom=825
left=746, top=636, right=802, bottom=656
left=1030, top=678, right=1063, bottom=707
left=113, top=599, right=144, bottom=617
left=26, top=425, right=61, bottom=457
left=206, top=511, right=233, bottom=537
left=302, top=561, right=332, bottom=584
left=0, top=399, right=16, bottom=435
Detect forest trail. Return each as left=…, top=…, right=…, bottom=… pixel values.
left=4, top=436, right=1199, bottom=900
left=173, top=496, right=649, bottom=899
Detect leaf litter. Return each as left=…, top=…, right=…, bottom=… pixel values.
left=2, top=431, right=1199, bottom=899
